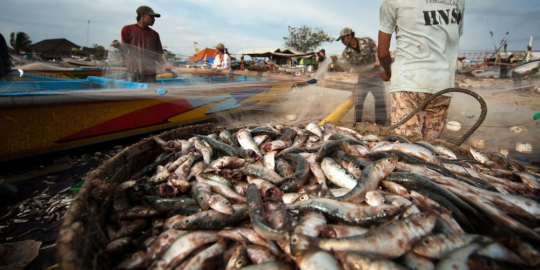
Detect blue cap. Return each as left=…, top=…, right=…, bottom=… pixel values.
left=319, top=49, right=325, bottom=53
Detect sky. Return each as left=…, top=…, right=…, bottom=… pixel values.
left=1, top=0, right=539, bottom=59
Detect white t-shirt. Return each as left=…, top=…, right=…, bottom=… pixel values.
left=513, top=67, right=528, bottom=75
left=379, top=0, right=465, bottom=95
left=212, top=53, right=231, bottom=70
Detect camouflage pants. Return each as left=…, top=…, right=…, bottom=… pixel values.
left=390, top=91, right=451, bottom=140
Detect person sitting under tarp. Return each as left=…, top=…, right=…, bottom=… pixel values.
left=212, top=43, right=231, bottom=70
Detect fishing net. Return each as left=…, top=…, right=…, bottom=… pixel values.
left=3, top=45, right=540, bottom=166
left=56, top=123, right=221, bottom=270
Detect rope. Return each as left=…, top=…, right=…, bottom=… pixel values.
left=385, top=88, right=488, bottom=147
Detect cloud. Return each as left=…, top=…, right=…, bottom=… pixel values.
left=0, top=0, right=538, bottom=58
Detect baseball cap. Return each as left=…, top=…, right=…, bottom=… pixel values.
left=136, top=6, right=161, bottom=17
left=336, top=27, right=353, bottom=41
left=319, top=49, right=325, bottom=53
left=215, top=43, right=225, bottom=51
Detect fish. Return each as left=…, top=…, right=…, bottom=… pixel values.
left=372, top=143, right=441, bottom=165
left=172, top=204, right=248, bottom=230
left=287, top=198, right=402, bottom=227
left=191, top=182, right=212, bottom=210
left=196, top=175, right=246, bottom=203
left=208, top=193, right=234, bottom=215
left=305, top=123, right=323, bottom=138
left=224, top=244, right=249, bottom=270
left=336, top=154, right=397, bottom=203
left=320, top=224, right=369, bottom=238
left=294, top=248, right=343, bottom=270
left=178, top=238, right=229, bottom=270
left=241, top=164, right=285, bottom=185
left=365, top=190, right=386, bottom=206
left=237, top=129, right=263, bottom=158
left=246, top=245, right=276, bottom=264
left=246, top=184, right=287, bottom=240
left=335, top=251, right=407, bottom=270
left=448, top=188, right=540, bottom=241
left=320, top=157, right=357, bottom=190
left=312, top=212, right=436, bottom=259
left=435, top=240, right=490, bottom=270
left=150, top=231, right=220, bottom=270
left=263, top=151, right=277, bottom=170
left=247, top=177, right=283, bottom=202
left=515, top=171, right=540, bottom=195
left=400, top=250, right=435, bottom=270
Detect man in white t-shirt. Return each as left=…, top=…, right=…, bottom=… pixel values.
left=512, top=66, right=538, bottom=88
left=212, top=43, right=231, bottom=70
left=378, top=0, right=465, bottom=140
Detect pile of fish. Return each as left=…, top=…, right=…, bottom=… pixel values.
left=104, top=122, right=540, bottom=269
left=0, top=185, right=73, bottom=240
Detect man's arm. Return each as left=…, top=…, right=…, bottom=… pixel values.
left=377, top=30, right=392, bottom=81
left=157, top=56, right=172, bottom=71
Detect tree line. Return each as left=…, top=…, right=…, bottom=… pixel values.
left=7, top=25, right=333, bottom=57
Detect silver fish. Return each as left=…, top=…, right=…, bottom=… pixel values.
left=237, top=129, right=263, bottom=157
left=151, top=231, right=220, bottom=270
left=320, top=157, right=357, bottom=189
left=335, top=251, right=407, bottom=270
left=315, top=212, right=436, bottom=259
left=208, top=193, right=234, bottom=215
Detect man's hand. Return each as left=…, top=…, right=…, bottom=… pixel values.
left=379, top=69, right=391, bottom=82
left=162, top=62, right=173, bottom=71
left=110, top=40, right=120, bottom=48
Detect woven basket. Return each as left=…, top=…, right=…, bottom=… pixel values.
left=56, top=123, right=218, bottom=270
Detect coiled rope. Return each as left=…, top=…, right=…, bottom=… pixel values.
left=386, top=88, right=488, bottom=147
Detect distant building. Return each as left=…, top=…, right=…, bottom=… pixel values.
left=31, top=38, right=106, bottom=60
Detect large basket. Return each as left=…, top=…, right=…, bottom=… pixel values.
left=56, top=123, right=218, bottom=270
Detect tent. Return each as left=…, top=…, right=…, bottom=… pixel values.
left=187, top=48, right=218, bottom=62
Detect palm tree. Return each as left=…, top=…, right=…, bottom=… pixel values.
left=9, top=32, right=32, bottom=54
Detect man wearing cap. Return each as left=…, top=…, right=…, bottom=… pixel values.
left=111, top=6, right=172, bottom=83
left=212, top=43, right=231, bottom=70
left=378, top=0, right=465, bottom=140
left=314, top=49, right=326, bottom=70
left=337, top=27, right=387, bottom=126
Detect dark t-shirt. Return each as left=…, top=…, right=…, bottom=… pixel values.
left=0, top=34, right=11, bottom=77
left=121, top=24, right=164, bottom=75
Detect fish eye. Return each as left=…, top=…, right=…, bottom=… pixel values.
left=423, top=239, right=431, bottom=246
left=199, top=196, right=204, bottom=200
left=383, top=208, right=388, bottom=213
left=224, top=201, right=230, bottom=205
left=418, top=213, right=426, bottom=218
left=184, top=219, right=190, bottom=223
left=291, top=236, right=298, bottom=244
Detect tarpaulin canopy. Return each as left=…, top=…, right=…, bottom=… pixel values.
left=187, top=48, right=218, bottom=61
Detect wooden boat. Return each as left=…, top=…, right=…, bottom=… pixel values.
left=13, top=67, right=125, bottom=80
left=0, top=68, right=309, bottom=162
